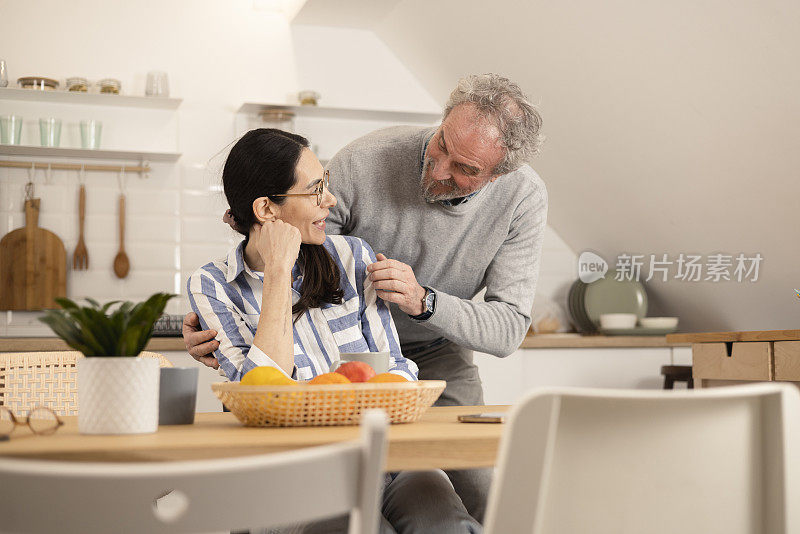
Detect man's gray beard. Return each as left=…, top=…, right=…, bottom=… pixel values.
left=420, top=157, right=473, bottom=202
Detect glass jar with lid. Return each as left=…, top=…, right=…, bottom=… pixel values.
left=97, top=78, right=121, bottom=94
left=259, top=109, right=295, bottom=132
left=17, top=76, right=59, bottom=91
left=66, top=77, right=89, bottom=92
left=298, top=90, right=320, bottom=106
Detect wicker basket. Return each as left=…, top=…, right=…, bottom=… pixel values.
left=212, top=380, right=446, bottom=427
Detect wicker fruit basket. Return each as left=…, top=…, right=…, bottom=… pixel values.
left=212, top=380, right=446, bottom=427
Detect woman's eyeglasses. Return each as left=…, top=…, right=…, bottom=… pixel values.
left=0, top=406, right=64, bottom=440
left=270, top=170, right=330, bottom=207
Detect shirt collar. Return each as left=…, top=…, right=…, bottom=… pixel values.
left=420, top=129, right=482, bottom=207
left=225, top=240, right=249, bottom=283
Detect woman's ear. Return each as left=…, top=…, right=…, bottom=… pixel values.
left=252, top=197, right=279, bottom=223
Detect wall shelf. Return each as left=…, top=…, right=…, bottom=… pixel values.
left=0, top=145, right=181, bottom=162
left=0, top=87, right=182, bottom=109
left=237, top=102, right=441, bottom=123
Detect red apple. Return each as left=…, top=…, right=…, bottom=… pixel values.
left=334, top=361, right=377, bottom=382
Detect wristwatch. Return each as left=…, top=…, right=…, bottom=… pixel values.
left=410, top=286, right=436, bottom=321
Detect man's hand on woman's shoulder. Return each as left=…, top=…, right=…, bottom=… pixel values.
left=182, top=312, right=221, bottom=369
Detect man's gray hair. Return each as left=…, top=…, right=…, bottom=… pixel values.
left=443, top=74, right=543, bottom=176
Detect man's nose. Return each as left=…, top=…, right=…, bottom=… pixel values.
left=430, top=158, right=451, bottom=182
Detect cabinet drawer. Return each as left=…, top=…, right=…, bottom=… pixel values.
left=692, top=342, right=773, bottom=381
left=775, top=341, right=800, bottom=381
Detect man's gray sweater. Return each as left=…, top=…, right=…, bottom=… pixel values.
left=325, top=126, right=548, bottom=357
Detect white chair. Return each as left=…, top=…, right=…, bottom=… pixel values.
left=484, top=383, right=800, bottom=534
left=0, top=410, right=388, bottom=534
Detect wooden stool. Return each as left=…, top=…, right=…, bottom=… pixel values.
left=661, top=365, right=694, bottom=389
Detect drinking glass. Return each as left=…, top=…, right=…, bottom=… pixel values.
left=145, top=71, right=169, bottom=97
left=39, top=118, right=62, bottom=147
left=80, top=120, right=102, bottom=149
left=0, top=115, right=23, bottom=145
left=0, top=60, right=8, bottom=88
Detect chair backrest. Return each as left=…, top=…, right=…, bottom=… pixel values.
left=0, top=409, right=388, bottom=534
left=0, top=351, right=172, bottom=416
left=484, top=383, right=800, bottom=534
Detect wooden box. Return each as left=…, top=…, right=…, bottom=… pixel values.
left=693, top=342, right=773, bottom=388
left=774, top=341, right=800, bottom=382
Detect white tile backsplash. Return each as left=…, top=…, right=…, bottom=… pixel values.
left=180, top=190, right=228, bottom=216
left=120, top=271, right=181, bottom=301
left=69, top=269, right=124, bottom=302
left=126, top=242, right=180, bottom=270
left=181, top=215, right=240, bottom=244
left=126, top=189, right=180, bottom=216
left=0, top=162, right=227, bottom=334
left=180, top=163, right=221, bottom=190
left=182, top=243, right=230, bottom=274
left=127, top=216, right=181, bottom=243
left=83, top=186, right=121, bottom=215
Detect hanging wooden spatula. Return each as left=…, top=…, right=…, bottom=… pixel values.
left=113, top=193, right=130, bottom=278
left=73, top=184, right=89, bottom=270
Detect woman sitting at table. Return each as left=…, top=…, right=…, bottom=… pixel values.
left=187, top=128, right=416, bottom=382
left=187, top=128, right=481, bottom=534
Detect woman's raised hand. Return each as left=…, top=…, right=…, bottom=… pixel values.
left=255, top=219, right=302, bottom=273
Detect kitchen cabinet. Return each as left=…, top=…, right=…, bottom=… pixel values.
left=475, top=338, right=691, bottom=405
left=667, top=330, right=800, bottom=389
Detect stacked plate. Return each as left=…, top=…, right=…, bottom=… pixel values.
left=567, top=273, right=649, bottom=334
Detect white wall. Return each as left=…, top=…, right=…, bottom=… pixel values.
left=369, top=0, right=800, bottom=332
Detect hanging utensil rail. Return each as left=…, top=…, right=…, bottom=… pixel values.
left=0, top=160, right=150, bottom=174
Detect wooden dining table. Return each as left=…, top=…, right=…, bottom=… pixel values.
left=0, top=405, right=509, bottom=472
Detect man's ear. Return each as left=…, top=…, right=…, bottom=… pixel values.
left=252, top=197, right=279, bottom=223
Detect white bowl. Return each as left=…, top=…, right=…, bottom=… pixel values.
left=639, top=317, right=679, bottom=329
left=599, top=313, right=637, bottom=329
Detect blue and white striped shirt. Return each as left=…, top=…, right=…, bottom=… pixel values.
left=187, top=235, right=418, bottom=382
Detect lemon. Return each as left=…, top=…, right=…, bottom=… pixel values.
left=241, top=366, right=295, bottom=386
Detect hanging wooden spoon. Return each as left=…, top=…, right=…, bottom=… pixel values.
left=113, top=193, right=130, bottom=278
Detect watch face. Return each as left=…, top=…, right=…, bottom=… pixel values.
left=425, top=290, right=435, bottom=312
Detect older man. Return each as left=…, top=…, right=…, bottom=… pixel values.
left=183, top=73, right=547, bottom=523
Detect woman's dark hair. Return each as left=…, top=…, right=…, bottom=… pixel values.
left=223, top=128, right=343, bottom=319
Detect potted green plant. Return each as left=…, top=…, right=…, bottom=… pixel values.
left=40, top=293, right=174, bottom=435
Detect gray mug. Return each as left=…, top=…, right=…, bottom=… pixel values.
left=330, top=352, right=391, bottom=374
left=158, top=367, right=199, bottom=425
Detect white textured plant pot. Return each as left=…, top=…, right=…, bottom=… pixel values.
left=78, top=357, right=160, bottom=434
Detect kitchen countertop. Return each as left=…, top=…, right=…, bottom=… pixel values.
left=520, top=333, right=688, bottom=348
left=1, top=337, right=188, bottom=352
left=2, top=332, right=689, bottom=353
left=667, top=329, right=800, bottom=344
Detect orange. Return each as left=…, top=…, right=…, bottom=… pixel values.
left=309, top=372, right=351, bottom=385
left=240, top=366, right=296, bottom=386
left=367, top=373, right=409, bottom=383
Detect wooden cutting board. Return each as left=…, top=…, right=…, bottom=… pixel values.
left=0, top=198, right=67, bottom=310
